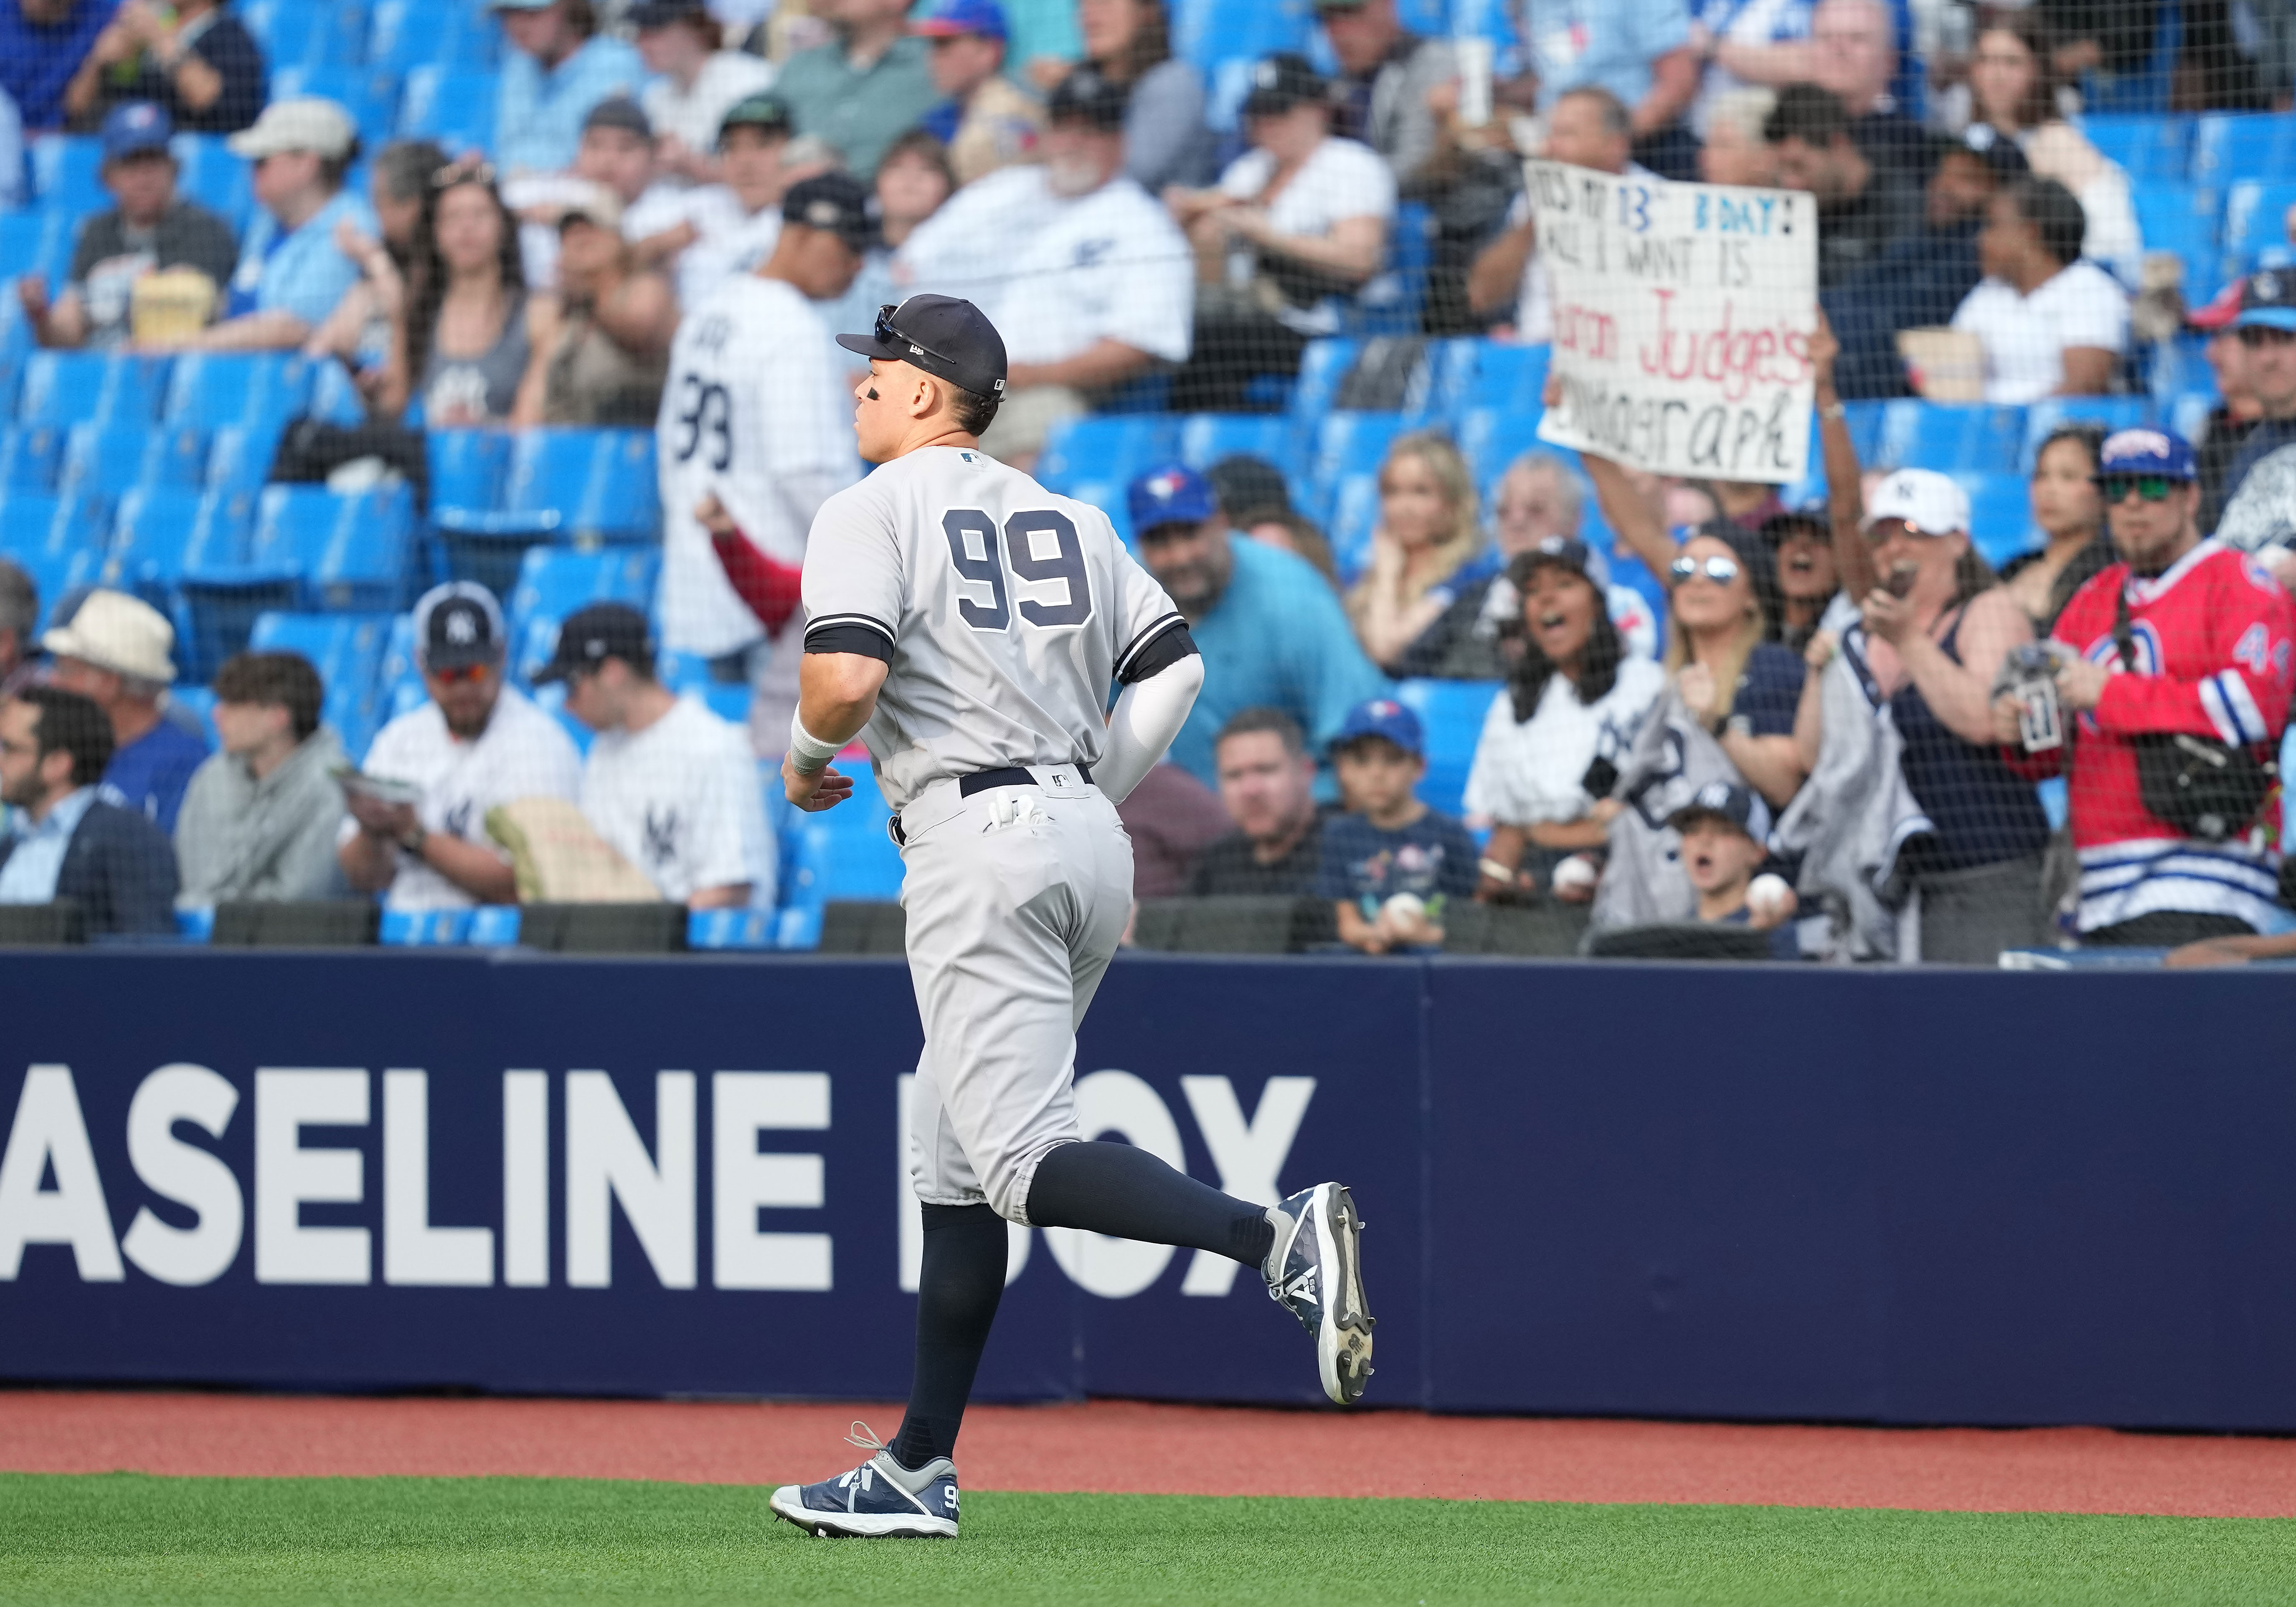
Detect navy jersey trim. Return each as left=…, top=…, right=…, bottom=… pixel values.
left=1116, top=618, right=1197, bottom=684
left=804, top=624, right=895, bottom=662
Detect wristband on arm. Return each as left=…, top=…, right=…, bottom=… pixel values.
left=789, top=716, right=841, bottom=775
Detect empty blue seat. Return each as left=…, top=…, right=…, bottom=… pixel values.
left=29, top=135, right=104, bottom=211
left=2132, top=182, right=2225, bottom=302
left=505, top=545, right=661, bottom=644
left=1307, top=411, right=1404, bottom=513
left=1392, top=679, right=1501, bottom=819
left=378, top=611, right=426, bottom=715
left=1960, top=472, right=2038, bottom=568
left=444, top=428, right=659, bottom=540
left=182, top=485, right=411, bottom=674
left=1876, top=401, right=2026, bottom=476
left=0, top=210, right=82, bottom=288
left=58, top=422, right=207, bottom=496
left=688, top=908, right=778, bottom=951
left=2022, top=396, right=2155, bottom=466
left=17, top=352, right=171, bottom=429
left=1455, top=340, right=1552, bottom=418
left=270, top=64, right=401, bottom=144
left=381, top=907, right=474, bottom=946
left=165, top=353, right=315, bottom=431
left=1324, top=471, right=1380, bottom=583
left=105, top=487, right=254, bottom=598
left=1036, top=414, right=1180, bottom=490
left=398, top=66, right=500, bottom=150
left=2079, top=114, right=2189, bottom=185
left=0, top=425, right=61, bottom=492
left=369, top=0, right=497, bottom=74
left=428, top=428, right=512, bottom=514
left=656, top=649, right=752, bottom=725
left=1455, top=405, right=1547, bottom=500
left=248, top=609, right=395, bottom=758
left=205, top=423, right=284, bottom=494
left=1287, top=338, right=1361, bottom=433
left=239, top=0, right=367, bottom=69
left=1346, top=202, right=1433, bottom=337
left=0, top=490, right=98, bottom=560
left=1172, top=0, right=1312, bottom=76
left=1177, top=413, right=1295, bottom=477
left=2223, top=180, right=2296, bottom=269
left=2192, top=112, right=2296, bottom=187
left=170, top=135, right=256, bottom=230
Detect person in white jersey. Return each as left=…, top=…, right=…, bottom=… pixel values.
left=769, top=294, right=1374, bottom=1541
left=655, top=172, right=873, bottom=751
left=539, top=601, right=775, bottom=907
left=337, top=583, right=580, bottom=909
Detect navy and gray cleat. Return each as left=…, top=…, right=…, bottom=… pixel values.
left=769, top=1423, right=960, bottom=1539
left=1264, top=1182, right=1374, bottom=1405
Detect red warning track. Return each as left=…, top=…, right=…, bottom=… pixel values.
left=4, top=1392, right=2293, bottom=1519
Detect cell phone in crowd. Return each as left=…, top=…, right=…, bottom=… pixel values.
left=1884, top=563, right=1921, bottom=598
left=1997, top=644, right=2065, bottom=753
left=1456, top=37, right=1493, bottom=128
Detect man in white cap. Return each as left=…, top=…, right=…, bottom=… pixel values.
left=167, top=96, right=375, bottom=352
left=42, top=588, right=208, bottom=836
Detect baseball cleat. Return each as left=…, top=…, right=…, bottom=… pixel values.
left=769, top=1423, right=960, bottom=1539
left=1265, top=1182, right=1374, bottom=1405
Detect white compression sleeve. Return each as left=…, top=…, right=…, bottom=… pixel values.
left=1095, top=653, right=1204, bottom=804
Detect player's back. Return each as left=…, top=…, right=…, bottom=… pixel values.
left=801, top=445, right=1183, bottom=810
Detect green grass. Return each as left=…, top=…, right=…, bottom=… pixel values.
left=2, top=1473, right=2293, bottom=1606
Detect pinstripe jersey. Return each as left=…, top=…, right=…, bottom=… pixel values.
left=800, top=445, right=1187, bottom=811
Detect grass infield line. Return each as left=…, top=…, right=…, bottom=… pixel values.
left=3, top=1473, right=2296, bottom=1606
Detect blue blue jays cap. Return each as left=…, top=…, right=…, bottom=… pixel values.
left=2233, top=266, right=2296, bottom=333
left=2097, top=427, right=2197, bottom=482
left=1127, top=462, right=1218, bottom=533
left=1332, top=697, right=1424, bottom=758
left=101, top=101, right=173, bottom=162
left=911, top=0, right=1010, bottom=40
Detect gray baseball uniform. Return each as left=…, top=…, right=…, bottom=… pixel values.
left=801, top=444, right=1191, bottom=1222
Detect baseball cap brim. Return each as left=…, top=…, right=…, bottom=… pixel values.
left=836, top=330, right=907, bottom=367
left=1667, top=804, right=1755, bottom=836
left=2235, top=307, right=2296, bottom=332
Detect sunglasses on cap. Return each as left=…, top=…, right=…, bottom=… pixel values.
left=2094, top=474, right=2180, bottom=503
left=872, top=303, right=962, bottom=378
left=427, top=662, right=491, bottom=685
left=1669, top=554, right=1741, bottom=585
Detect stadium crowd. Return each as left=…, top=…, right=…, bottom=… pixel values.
left=0, top=0, right=2292, bottom=964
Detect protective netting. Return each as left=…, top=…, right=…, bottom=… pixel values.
left=0, top=0, right=2288, bottom=964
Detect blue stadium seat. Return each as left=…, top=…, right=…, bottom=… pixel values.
left=1035, top=414, right=1180, bottom=489
left=1392, top=0, right=1448, bottom=32
left=2191, top=113, right=2296, bottom=188
left=0, top=425, right=61, bottom=492
left=2223, top=180, right=2296, bottom=271
left=1346, top=202, right=1434, bottom=337
left=248, top=609, right=395, bottom=759
left=657, top=649, right=752, bottom=726
left=1172, top=0, right=1312, bottom=76
left=1177, top=413, right=1296, bottom=477
left=182, top=485, right=412, bottom=674
left=370, top=0, right=500, bottom=74
left=29, top=135, right=104, bottom=212
left=688, top=908, right=778, bottom=951
left=378, top=611, right=426, bottom=719
left=165, top=353, right=315, bottom=431
left=270, top=64, right=402, bottom=145
left=205, top=423, right=285, bottom=494
left=436, top=431, right=655, bottom=590
left=307, top=360, right=368, bottom=425
left=1875, top=401, right=2026, bottom=475
left=170, top=135, right=256, bottom=231
left=427, top=428, right=512, bottom=514
left=1454, top=405, right=1544, bottom=501
left=1400, top=337, right=1477, bottom=427
left=505, top=546, right=661, bottom=644
left=2132, top=182, right=2225, bottom=302
left=239, top=0, right=368, bottom=70
left=1307, top=411, right=1403, bottom=516
left=1287, top=340, right=1362, bottom=436
left=381, top=907, right=475, bottom=947
left=58, top=422, right=207, bottom=496
left=2078, top=114, right=2189, bottom=185
left=105, top=487, right=254, bottom=600
left=1391, top=679, right=1500, bottom=819
left=1440, top=339, right=1551, bottom=422
left=398, top=66, right=500, bottom=150
left=1324, top=471, right=1380, bottom=583
left=2022, top=396, right=2155, bottom=466
left=17, top=352, right=171, bottom=429
left=1839, top=399, right=1890, bottom=465
left=1959, top=472, right=2037, bottom=569
left=0, top=210, right=84, bottom=289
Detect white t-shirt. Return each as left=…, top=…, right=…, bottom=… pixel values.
left=1950, top=261, right=2129, bottom=406
left=1463, top=654, right=1667, bottom=825
left=897, top=167, right=1192, bottom=366
left=1217, top=137, right=1396, bottom=337
left=581, top=694, right=776, bottom=904
left=344, top=687, right=583, bottom=909
left=650, top=185, right=785, bottom=311
left=1507, top=162, right=1656, bottom=342
left=657, top=273, right=862, bottom=656
left=641, top=52, right=777, bottom=166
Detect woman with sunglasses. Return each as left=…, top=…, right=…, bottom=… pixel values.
left=1813, top=468, right=2051, bottom=963
left=2000, top=423, right=2113, bottom=634
left=1661, top=531, right=1809, bottom=809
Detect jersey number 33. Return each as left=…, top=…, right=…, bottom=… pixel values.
left=941, top=508, right=1093, bottom=632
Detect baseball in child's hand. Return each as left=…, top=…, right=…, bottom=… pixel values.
left=1747, top=873, right=1796, bottom=926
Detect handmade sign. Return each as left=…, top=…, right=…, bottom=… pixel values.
left=1529, top=163, right=1820, bottom=483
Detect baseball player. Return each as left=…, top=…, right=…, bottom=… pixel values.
left=768, top=295, right=1373, bottom=1541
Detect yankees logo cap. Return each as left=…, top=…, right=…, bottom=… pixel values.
left=782, top=172, right=880, bottom=254
left=2234, top=266, right=2296, bottom=334
left=1242, top=53, right=1328, bottom=119
left=838, top=294, right=1009, bottom=398
left=1047, top=65, right=1128, bottom=130
left=1666, top=780, right=1771, bottom=842
left=412, top=581, right=504, bottom=672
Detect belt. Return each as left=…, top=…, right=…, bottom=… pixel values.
left=890, top=763, right=1096, bottom=845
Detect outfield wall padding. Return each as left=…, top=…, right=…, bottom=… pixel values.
left=0, top=950, right=2285, bottom=1430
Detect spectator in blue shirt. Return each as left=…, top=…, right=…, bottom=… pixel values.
left=1517, top=0, right=1700, bottom=177
left=40, top=589, right=208, bottom=836
left=1128, top=464, right=1390, bottom=788
left=1314, top=697, right=1479, bottom=953
left=488, top=0, right=647, bottom=177
left=0, top=0, right=116, bottom=132
left=175, top=96, right=375, bottom=351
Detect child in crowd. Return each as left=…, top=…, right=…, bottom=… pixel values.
left=1667, top=782, right=1801, bottom=961
left=1315, top=698, right=1479, bottom=954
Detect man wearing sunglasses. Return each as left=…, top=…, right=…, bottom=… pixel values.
left=1993, top=428, right=2296, bottom=946
left=2212, top=270, right=2296, bottom=562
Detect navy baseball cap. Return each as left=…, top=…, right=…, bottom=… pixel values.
left=838, top=294, right=1008, bottom=399
left=534, top=602, right=652, bottom=684
left=1242, top=53, right=1327, bottom=118
left=628, top=0, right=708, bottom=25
left=584, top=96, right=652, bottom=139
left=2233, top=266, right=2296, bottom=334
left=1048, top=65, right=1129, bottom=129
left=412, top=581, right=504, bottom=672
left=1128, top=463, right=1218, bottom=533
left=2097, top=427, right=2198, bottom=482
left=1332, top=697, right=1424, bottom=758
left=912, top=0, right=1009, bottom=40
left=101, top=101, right=173, bottom=162
left=783, top=172, right=879, bottom=253
left=1667, top=780, right=1771, bottom=840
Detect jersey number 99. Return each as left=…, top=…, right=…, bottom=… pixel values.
left=942, top=508, right=1093, bottom=631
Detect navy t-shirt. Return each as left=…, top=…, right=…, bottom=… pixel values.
left=1720, top=903, right=1803, bottom=961
left=1312, top=809, right=1480, bottom=913
left=1732, top=641, right=1806, bottom=736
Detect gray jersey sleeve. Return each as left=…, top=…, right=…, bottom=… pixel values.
left=802, top=482, right=906, bottom=660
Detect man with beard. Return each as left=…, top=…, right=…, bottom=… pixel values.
left=337, top=583, right=581, bottom=910
left=892, top=66, right=1191, bottom=469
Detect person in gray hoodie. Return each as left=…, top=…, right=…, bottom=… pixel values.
left=173, top=651, right=348, bottom=906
